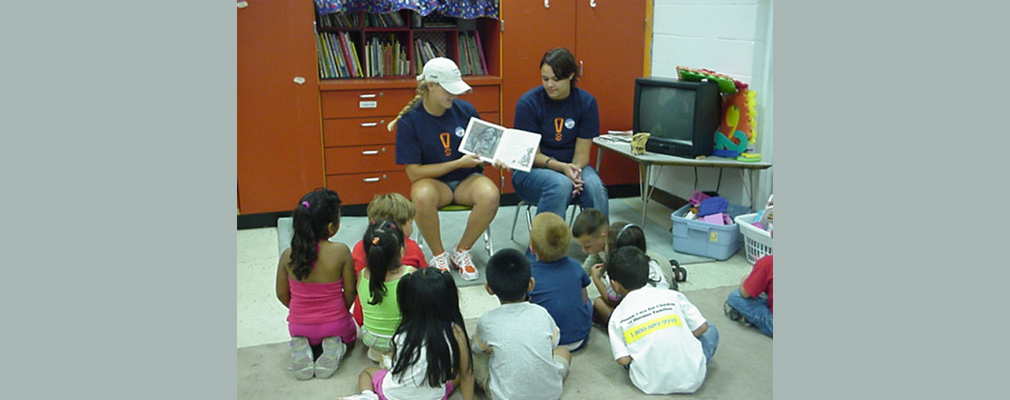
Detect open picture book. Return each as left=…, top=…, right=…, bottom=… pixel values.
left=459, top=117, right=541, bottom=172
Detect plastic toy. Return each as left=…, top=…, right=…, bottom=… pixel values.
left=714, top=88, right=758, bottom=158
left=675, top=66, right=748, bottom=94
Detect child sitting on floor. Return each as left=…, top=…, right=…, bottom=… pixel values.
left=528, top=212, right=593, bottom=352
left=351, top=193, right=428, bottom=328
left=340, top=268, right=474, bottom=400
left=606, top=247, right=719, bottom=394
left=358, top=220, right=416, bottom=365
left=275, top=188, right=356, bottom=380
left=471, top=248, right=571, bottom=400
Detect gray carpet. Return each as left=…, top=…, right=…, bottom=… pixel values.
left=277, top=198, right=728, bottom=289
left=237, top=285, right=772, bottom=399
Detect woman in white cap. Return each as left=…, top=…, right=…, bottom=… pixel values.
left=388, top=57, right=499, bottom=281
left=511, top=47, right=609, bottom=223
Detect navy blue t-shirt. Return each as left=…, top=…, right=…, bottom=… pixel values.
left=395, top=99, right=482, bottom=183
left=514, top=86, right=600, bottom=163
left=529, top=256, right=592, bottom=345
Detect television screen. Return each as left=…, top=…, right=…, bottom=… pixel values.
left=638, top=85, right=696, bottom=146
left=633, top=77, right=721, bottom=158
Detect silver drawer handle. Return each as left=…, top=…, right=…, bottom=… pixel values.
left=361, top=150, right=379, bottom=155
left=360, top=122, right=378, bottom=127
left=359, top=93, right=380, bottom=99
left=363, top=177, right=380, bottom=182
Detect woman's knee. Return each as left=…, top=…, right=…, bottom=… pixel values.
left=411, top=180, right=444, bottom=210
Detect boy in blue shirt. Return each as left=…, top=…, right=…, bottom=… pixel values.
left=528, top=212, right=593, bottom=352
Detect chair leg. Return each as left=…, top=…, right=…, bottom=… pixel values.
left=524, top=204, right=533, bottom=234
left=510, top=203, right=522, bottom=241
left=483, top=226, right=493, bottom=256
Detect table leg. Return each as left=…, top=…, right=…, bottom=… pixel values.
left=639, top=164, right=663, bottom=227
left=595, top=147, right=603, bottom=172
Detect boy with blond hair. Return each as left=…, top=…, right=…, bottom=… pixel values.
left=528, top=212, right=593, bottom=352
left=351, top=193, right=428, bottom=328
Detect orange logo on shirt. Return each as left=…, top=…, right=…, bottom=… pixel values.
left=554, top=118, right=564, bottom=141
left=440, top=132, right=452, bottom=156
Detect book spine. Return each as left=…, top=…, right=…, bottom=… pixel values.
left=338, top=32, right=355, bottom=78
left=473, top=30, right=487, bottom=75
left=314, top=33, right=328, bottom=79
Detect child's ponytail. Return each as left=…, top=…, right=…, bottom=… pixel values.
left=362, top=220, right=405, bottom=305
left=289, top=189, right=342, bottom=280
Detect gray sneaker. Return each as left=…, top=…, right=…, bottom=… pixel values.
left=289, top=337, right=314, bottom=380
left=723, top=302, right=753, bottom=328
left=314, top=336, right=346, bottom=379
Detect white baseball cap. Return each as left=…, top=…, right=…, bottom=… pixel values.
left=417, top=57, right=472, bottom=95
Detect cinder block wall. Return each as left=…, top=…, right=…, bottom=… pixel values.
left=649, top=0, right=773, bottom=209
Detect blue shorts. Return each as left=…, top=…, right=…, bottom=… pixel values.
left=443, top=171, right=484, bottom=193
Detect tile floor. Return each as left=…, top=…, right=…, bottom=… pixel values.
left=237, top=198, right=754, bottom=349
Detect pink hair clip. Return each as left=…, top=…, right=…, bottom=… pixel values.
left=301, top=201, right=310, bottom=209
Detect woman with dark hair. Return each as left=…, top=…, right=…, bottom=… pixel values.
left=511, top=47, right=610, bottom=221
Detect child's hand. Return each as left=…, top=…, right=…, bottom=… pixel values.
left=590, top=263, right=604, bottom=279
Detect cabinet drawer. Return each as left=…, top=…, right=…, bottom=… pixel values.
left=326, top=171, right=412, bottom=205
left=324, top=145, right=397, bottom=175
left=323, top=117, right=396, bottom=147
left=467, top=85, right=499, bottom=113
left=321, top=89, right=416, bottom=119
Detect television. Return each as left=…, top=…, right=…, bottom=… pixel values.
left=633, top=77, right=722, bottom=158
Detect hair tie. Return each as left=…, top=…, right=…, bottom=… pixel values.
left=616, top=223, right=638, bottom=242
left=372, top=237, right=381, bottom=245
left=301, top=201, right=310, bottom=209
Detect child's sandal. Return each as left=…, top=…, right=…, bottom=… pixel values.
left=669, top=259, right=688, bottom=282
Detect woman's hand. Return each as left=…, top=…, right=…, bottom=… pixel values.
left=455, top=154, right=484, bottom=169
left=490, top=158, right=511, bottom=172
left=562, top=163, right=584, bottom=197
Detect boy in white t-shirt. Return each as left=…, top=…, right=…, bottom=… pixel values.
left=606, top=247, right=719, bottom=394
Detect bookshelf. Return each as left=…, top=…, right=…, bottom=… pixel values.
left=313, top=9, right=501, bottom=205
left=314, top=10, right=497, bottom=79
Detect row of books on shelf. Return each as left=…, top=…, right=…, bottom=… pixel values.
left=365, top=12, right=406, bottom=28
left=317, top=35, right=487, bottom=79
left=413, top=39, right=447, bottom=74
left=366, top=36, right=411, bottom=77
left=317, top=12, right=358, bottom=28
left=457, top=32, right=487, bottom=76
left=316, top=31, right=362, bottom=79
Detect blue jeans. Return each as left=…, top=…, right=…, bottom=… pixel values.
left=698, top=322, right=719, bottom=364
left=726, top=288, right=773, bottom=337
left=511, top=166, right=609, bottom=218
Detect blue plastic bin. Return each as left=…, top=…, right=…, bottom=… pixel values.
left=670, top=203, right=749, bottom=260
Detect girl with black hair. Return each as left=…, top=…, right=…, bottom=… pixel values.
left=275, top=188, right=356, bottom=380
left=341, top=268, right=474, bottom=400
left=358, top=220, right=416, bottom=366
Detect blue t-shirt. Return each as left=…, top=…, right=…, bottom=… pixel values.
left=529, top=256, right=592, bottom=345
left=395, top=99, right=483, bottom=183
left=514, top=86, right=600, bottom=163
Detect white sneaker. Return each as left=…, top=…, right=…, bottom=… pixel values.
left=314, top=336, right=346, bottom=379
left=451, top=247, right=479, bottom=281
left=430, top=251, right=451, bottom=273
left=340, top=391, right=379, bottom=400
left=289, top=337, right=314, bottom=380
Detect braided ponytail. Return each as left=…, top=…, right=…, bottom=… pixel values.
left=387, top=81, right=429, bottom=131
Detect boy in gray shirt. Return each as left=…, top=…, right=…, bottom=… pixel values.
left=472, top=248, right=572, bottom=400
